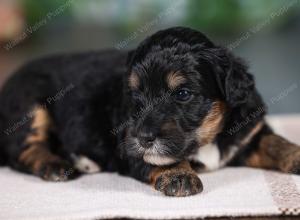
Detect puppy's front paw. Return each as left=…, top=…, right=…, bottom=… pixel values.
left=154, top=171, right=203, bottom=197
left=281, top=151, right=300, bottom=175
left=38, top=160, right=75, bottom=182
left=287, top=155, right=300, bottom=175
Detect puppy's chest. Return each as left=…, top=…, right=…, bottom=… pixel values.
left=188, top=144, right=238, bottom=172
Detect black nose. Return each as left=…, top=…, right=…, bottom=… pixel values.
left=138, top=132, right=156, bottom=147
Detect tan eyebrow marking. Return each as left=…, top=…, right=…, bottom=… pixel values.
left=128, top=72, right=140, bottom=90
left=166, top=71, right=186, bottom=90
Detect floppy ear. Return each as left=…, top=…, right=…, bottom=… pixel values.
left=126, top=50, right=136, bottom=67
left=213, top=47, right=255, bottom=107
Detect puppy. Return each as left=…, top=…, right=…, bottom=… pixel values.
left=0, top=27, right=299, bottom=197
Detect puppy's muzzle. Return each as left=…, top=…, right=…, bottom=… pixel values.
left=136, top=133, right=177, bottom=166
left=138, top=131, right=156, bottom=148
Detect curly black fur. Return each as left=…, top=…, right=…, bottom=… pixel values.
left=0, top=27, right=298, bottom=196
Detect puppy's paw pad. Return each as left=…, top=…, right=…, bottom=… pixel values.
left=38, top=160, right=75, bottom=182
left=155, top=171, right=203, bottom=197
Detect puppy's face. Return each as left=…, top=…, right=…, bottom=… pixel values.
left=122, top=27, right=254, bottom=166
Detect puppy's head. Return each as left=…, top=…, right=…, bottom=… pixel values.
left=122, top=27, right=255, bottom=166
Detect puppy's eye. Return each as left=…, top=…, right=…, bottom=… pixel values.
left=175, top=89, right=193, bottom=102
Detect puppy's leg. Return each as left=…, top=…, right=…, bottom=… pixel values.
left=149, top=161, right=203, bottom=197
left=245, top=128, right=300, bottom=174
left=18, top=106, right=74, bottom=181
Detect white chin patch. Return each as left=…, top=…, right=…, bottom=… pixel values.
left=143, top=154, right=176, bottom=166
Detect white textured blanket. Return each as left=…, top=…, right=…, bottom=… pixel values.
left=1, top=115, right=300, bottom=220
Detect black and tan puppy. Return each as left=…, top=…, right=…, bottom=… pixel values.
left=0, top=27, right=299, bottom=197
